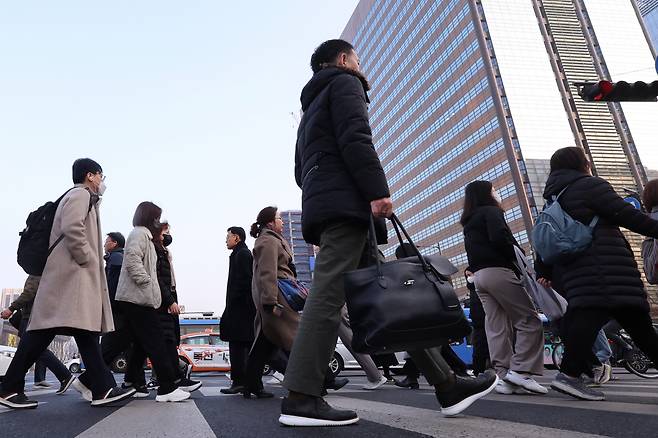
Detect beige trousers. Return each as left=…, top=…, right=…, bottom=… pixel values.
left=474, top=267, right=545, bottom=378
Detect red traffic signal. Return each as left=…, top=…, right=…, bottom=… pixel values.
left=575, top=80, right=658, bottom=102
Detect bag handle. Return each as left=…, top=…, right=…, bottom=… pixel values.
left=368, top=214, right=430, bottom=274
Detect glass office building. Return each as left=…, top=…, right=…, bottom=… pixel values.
left=635, top=0, right=658, bottom=56
left=341, top=0, right=657, bottom=307
left=280, top=210, right=315, bottom=284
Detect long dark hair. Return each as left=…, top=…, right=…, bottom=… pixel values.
left=250, top=206, right=278, bottom=238
left=132, top=201, right=162, bottom=237
left=460, top=180, right=501, bottom=226
left=550, top=146, right=590, bottom=174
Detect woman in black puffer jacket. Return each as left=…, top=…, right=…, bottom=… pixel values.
left=537, top=147, right=658, bottom=401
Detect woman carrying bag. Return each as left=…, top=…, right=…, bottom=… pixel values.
left=461, top=180, right=546, bottom=395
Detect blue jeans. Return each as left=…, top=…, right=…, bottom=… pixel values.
left=592, top=328, right=612, bottom=364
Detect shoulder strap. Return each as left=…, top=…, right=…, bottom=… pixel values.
left=47, top=189, right=96, bottom=255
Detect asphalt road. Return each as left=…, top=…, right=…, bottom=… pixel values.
left=1, top=369, right=657, bottom=437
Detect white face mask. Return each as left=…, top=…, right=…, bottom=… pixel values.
left=97, top=181, right=107, bottom=196
left=492, top=190, right=501, bottom=203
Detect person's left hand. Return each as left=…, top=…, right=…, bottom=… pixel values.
left=1, top=309, right=13, bottom=319
left=168, top=303, right=181, bottom=315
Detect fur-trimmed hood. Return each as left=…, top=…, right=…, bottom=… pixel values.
left=300, top=66, right=370, bottom=111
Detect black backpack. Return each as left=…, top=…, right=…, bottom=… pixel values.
left=17, top=189, right=92, bottom=275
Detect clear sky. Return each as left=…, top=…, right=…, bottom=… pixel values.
left=0, top=1, right=359, bottom=313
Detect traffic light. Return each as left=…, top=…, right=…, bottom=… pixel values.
left=575, top=80, right=658, bottom=102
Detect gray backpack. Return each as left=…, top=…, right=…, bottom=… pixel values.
left=531, top=184, right=599, bottom=264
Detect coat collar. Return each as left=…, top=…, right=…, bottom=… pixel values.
left=260, top=229, right=293, bottom=259
left=230, top=240, right=248, bottom=255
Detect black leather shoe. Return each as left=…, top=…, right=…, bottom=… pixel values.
left=436, top=370, right=498, bottom=417
left=220, top=385, right=245, bottom=395
left=243, top=389, right=274, bottom=399
left=394, top=377, right=420, bottom=389
left=280, top=395, right=358, bottom=426
left=324, top=377, right=349, bottom=391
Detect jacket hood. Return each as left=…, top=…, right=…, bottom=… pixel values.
left=300, top=66, right=370, bottom=111
left=543, top=169, right=590, bottom=200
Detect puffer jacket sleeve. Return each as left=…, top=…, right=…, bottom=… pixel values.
left=253, top=236, right=279, bottom=307
left=60, top=189, right=92, bottom=266
left=124, top=230, right=154, bottom=288
left=329, top=74, right=390, bottom=202
left=585, top=177, right=658, bottom=238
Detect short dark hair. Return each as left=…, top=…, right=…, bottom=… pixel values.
left=460, top=180, right=502, bottom=226
left=310, top=39, right=355, bottom=73
left=106, top=232, right=125, bottom=248
left=550, top=147, right=590, bottom=174
left=227, top=226, right=246, bottom=243
left=250, top=206, right=278, bottom=238
left=643, top=179, right=658, bottom=212
left=72, top=158, right=102, bottom=184
left=132, top=201, right=162, bottom=237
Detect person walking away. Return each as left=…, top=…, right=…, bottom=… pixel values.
left=0, top=158, right=135, bottom=409
left=537, top=147, right=658, bottom=400
left=114, top=202, right=191, bottom=403
left=220, top=226, right=257, bottom=395
left=1, top=275, right=75, bottom=393
left=461, top=180, right=547, bottom=396
left=281, top=40, right=497, bottom=426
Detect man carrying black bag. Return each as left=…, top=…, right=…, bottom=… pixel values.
left=281, top=39, right=497, bottom=427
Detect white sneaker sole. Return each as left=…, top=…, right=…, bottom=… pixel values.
left=91, top=388, right=137, bottom=406
left=362, top=376, right=388, bottom=390
left=441, top=375, right=499, bottom=417
left=550, top=381, right=605, bottom=401
left=278, top=414, right=359, bottom=427
left=155, top=391, right=191, bottom=403
left=0, top=394, right=38, bottom=409
left=133, top=392, right=150, bottom=398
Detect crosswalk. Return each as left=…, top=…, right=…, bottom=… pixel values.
left=4, top=371, right=658, bottom=437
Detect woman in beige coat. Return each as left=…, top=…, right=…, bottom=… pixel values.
left=0, top=158, right=134, bottom=409
left=243, top=207, right=299, bottom=398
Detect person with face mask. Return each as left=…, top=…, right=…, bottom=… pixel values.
left=126, top=222, right=201, bottom=395
left=0, top=158, right=135, bottom=409
left=461, top=180, right=546, bottom=396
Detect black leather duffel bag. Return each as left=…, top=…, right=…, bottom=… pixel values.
left=344, top=214, right=471, bottom=354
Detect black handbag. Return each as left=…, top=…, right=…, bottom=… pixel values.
left=344, top=214, right=471, bottom=354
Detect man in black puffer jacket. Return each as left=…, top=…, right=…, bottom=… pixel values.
left=281, top=39, right=497, bottom=428
left=536, top=147, right=658, bottom=401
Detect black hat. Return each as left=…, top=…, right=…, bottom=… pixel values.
left=72, top=158, right=103, bottom=184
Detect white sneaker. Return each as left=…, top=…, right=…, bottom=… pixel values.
left=362, top=375, right=388, bottom=390
left=72, top=378, right=92, bottom=402
left=595, top=363, right=612, bottom=385
left=495, top=380, right=526, bottom=395
left=504, top=371, right=548, bottom=394
left=155, top=388, right=191, bottom=403
left=267, top=371, right=285, bottom=385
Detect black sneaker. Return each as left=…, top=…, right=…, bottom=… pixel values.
left=56, top=375, right=76, bottom=395
left=436, top=370, right=498, bottom=417
left=279, top=396, right=359, bottom=427
left=0, top=392, right=38, bottom=409
left=394, top=377, right=420, bottom=390
left=220, top=384, right=244, bottom=395
left=132, top=385, right=150, bottom=398
left=325, top=377, right=349, bottom=391
left=91, top=387, right=136, bottom=406
left=146, top=379, right=159, bottom=391
left=177, top=378, right=202, bottom=393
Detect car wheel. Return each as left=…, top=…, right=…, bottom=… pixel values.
left=111, top=355, right=128, bottom=373
left=328, top=353, right=344, bottom=378
left=69, top=363, right=81, bottom=374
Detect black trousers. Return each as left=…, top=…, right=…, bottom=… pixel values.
left=469, top=289, right=490, bottom=375
left=116, top=302, right=177, bottom=394
left=228, top=341, right=251, bottom=386
left=402, top=357, right=420, bottom=379
left=18, top=319, right=71, bottom=384
left=2, top=328, right=114, bottom=397
left=245, top=332, right=280, bottom=392
left=561, top=306, right=658, bottom=378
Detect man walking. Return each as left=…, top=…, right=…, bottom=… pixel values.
left=220, top=226, right=256, bottom=394
left=280, top=40, right=496, bottom=427
left=0, top=158, right=135, bottom=409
